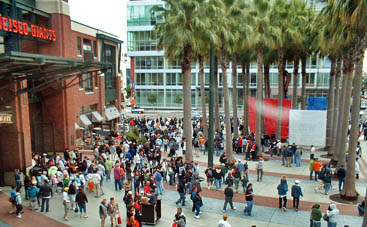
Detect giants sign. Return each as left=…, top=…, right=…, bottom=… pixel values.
left=0, top=16, right=56, bottom=42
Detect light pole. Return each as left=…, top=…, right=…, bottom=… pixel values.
left=208, top=43, right=214, bottom=168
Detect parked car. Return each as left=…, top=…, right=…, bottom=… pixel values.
left=131, top=107, right=144, bottom=114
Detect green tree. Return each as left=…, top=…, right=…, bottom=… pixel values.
left=147, top=93, right=158, bottom=107
left=247, top=0, right=274, bottom=155
left=125, top=84, right=131, bottom=99
left=153, top=0, right=212, bottom=162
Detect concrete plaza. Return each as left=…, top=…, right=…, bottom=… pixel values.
left=0, top=140, right=366, bottom=227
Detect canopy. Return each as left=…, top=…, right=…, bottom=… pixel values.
left=105, top=105, right=120, bottom=121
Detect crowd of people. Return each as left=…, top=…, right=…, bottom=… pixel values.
left=5, top=115, right=366, bottom=227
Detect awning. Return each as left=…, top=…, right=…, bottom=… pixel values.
left=91, top=111, right=104, bottom=122
left=75, top=122, right=81, bottom=130
left=0, top=51, right=112, bottom=95
left=105, top=106, right=120, bottom=121
left=80, top=114, right=92, bottom=126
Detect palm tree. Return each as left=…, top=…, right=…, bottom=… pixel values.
left=214, top=55, right=220, bottom=131
left=153, top=0, right=212, bottom=162
left=198, top=54, right=209, bottom=140
left=270, top=0, right=296, bottom=140
left=231, top=55, right=239, bottom=139
left=209, top=0, right=244, bottom=163
left=299, top=7, right=316, bottom=110
left=337, top=0, right=367, bottom=200
left=247, top=0, right=273, bottom=155
left=238, top=50, right=255, bottom=137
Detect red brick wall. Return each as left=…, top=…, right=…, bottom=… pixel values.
left=0, top=81, right=32, bottom=171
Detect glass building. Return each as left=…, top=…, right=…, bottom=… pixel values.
left=127, top=0, right=331, bottom=109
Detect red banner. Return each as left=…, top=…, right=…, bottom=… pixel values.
left=248, top=97, right=291, bottom=139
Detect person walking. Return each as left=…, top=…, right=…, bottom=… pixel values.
left=295, top=148, right=302, bottom=167
left=91, top=170, right=102, bottom=198
left=176, top=181, right=186, bottom=206
left=107, top=197, right=120, bottom=227
left=310, top=145, right=315, bottom=160
left=68, top=180, right=77, bottom=211
left=244, top=183, right=254, bottom=216
left=323, top=171, right=332, bottom=195
left=233, top=167, right=241, bottom=193
left=15, top=188, right=23, bottom=219
left=277, top=176, right=288, bottom=211
left=309, top=159, right=315, bottom=180
left=312, top=159, right=322, bottom=181
left=63, top=187, right=70, bottom=221
left=214, top=166, right=222, bottom=190
left=75, top=188, right=88, bottom=218
left=26, top=183, right=39, bottom=210
left=205, top=167, right=214, bottom=190
left=39, top=179, right=53, bottom=212
left=222, top=184, right=236, bottom=213
left=99, top=198, right=108, bottom=227
left=310, top=203, right=322, bottom=227
left=336, top=165, right=346, bottom=192
left=14, top=169, right=22, bottom=191
left=256, top=157, right=264, bottom=182
left=113, top=163, right=123, bottom=191
left=286, top=147, right=293, bottom=167
left=174, top=207, right=186, bottom=227
left=191, top=187, right=203, bottom=219
left=218, top=215, right=231, bottom=227
left=291, top=180, right=303, bottom=211
left=325, top=203, right=339, bottom=227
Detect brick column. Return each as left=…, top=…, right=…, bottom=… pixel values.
left=0, top=81, right=32, bottom=185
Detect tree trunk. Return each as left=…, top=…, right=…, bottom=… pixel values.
left=264, top=63, right=270, bottom=98
left=220, top=40, right=234, bottom=163
left=326, top=57, right=336, bottom=152
left=301, top=55, right=307, bottom=110
left=336, top=53, right=354, bottom=169
left=331, top=57, right=342, bottom=157
left=232, top=57, right=239, bottom=139
left=276, top=47, right=285, bottom=140
left=182, top=44, right=193, bottom=162
left=242, top=62, right=249, bottom=137
left=199, top=55, right=208, bottom=140
left=292, top=55, right=299, bottom=109
left=334, top=58, right=348, bottom=161
left=341, top=38, right=365, bottom=200
left=256, top=43, right=264, bottom=156
left=214, top=56, right=220, bottom=132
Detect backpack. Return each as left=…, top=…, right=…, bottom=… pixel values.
left=206, top=169, right=213, bottom=178
left=155, top=172, right=162, bottom=182
left=28, top=186, right=38, bottom=198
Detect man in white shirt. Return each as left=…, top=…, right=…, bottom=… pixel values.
left=218, top=215, right=231, bottom=227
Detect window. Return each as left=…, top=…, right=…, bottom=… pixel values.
left=250, top=73, right=257, bottom=86
left=77, top=37, right=82, bottom=55
left=127, top=5, right=164, bottom=26
left=83, top=39, right=92, bottom=52
left=306, top=73, right=315, bottom=86
left=85, top=73, right=92, bottom=92
left=94, top=73, right=98, bottom=88
left=78, top=74, right=83, bottom=89
left=127, top=31, right=159, bottom=51
left=93, top=40, right=97, bottom=57
left=135, top=56, right=164, bottom=69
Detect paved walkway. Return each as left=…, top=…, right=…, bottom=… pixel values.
left=0, top=139, right=366, bottom=226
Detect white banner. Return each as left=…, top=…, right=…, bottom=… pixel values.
left=289, top=110, right=327, bottom=147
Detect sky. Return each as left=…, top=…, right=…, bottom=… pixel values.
left=68, top=0, right=367, bottom=73
left=69, top=0, right=127, bottom=52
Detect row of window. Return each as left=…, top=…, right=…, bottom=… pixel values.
left=134, top=72, right=323, bottom=87
left=135, top=89, right=196, bottom=107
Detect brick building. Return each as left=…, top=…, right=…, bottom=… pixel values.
left=0, top=0, right=123, bottom=185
